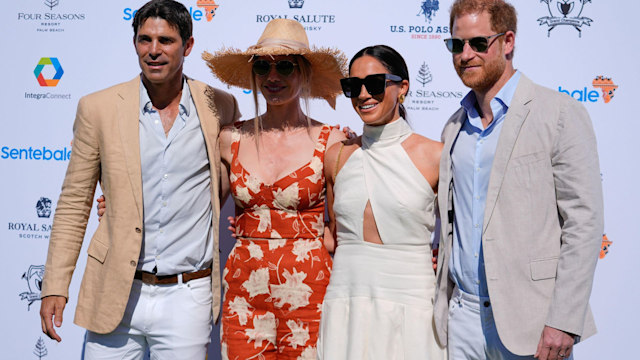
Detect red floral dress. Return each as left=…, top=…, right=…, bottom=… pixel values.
left=221, top=123, right=333, bottom=360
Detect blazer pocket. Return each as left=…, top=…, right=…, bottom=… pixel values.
left=87, top=237, right=109, bottom=264
left=530, top=257, right=558, bottom=280
left=510, top=151, right=546, bottom=168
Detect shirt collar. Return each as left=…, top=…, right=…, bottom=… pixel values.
left=139, top=77, right=191, bottom=118
left=460, top=70, right=521, bottom=130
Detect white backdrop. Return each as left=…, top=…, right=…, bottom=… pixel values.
left=1, top=0, right=636, bottom=359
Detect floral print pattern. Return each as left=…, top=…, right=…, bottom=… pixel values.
left=221, top=123, right=333, bottom=359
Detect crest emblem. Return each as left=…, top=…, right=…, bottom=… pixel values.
left=417, top=0, right=439, bottom=23
left=20, top=265, right=45, bottom=310
left=288, top=0, right=304, bottom=8
left=538, top=0, right=593, bottom=37
left=36, top=197, right=52, bottom=218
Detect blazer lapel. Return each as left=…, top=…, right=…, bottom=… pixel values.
left=482, top=75, right=534, bottom=233
left=117, top=76, right=143, bottom=220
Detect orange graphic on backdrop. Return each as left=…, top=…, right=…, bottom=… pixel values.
left=197, top=0, right=219, bottom=22
left=600, top=234, right=612, bottom=259
left=592, top=76, right=618, bottom=103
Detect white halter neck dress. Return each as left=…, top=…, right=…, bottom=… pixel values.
left=317, top=118, right=445, bottom=360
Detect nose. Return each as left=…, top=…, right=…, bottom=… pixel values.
left=149, top=40, right=161, bottom=59
left=357, top=84, right=370, bottom=100
left=459, top=41, right=476, bottom=62
left=266, top=64, right=281, bottom=81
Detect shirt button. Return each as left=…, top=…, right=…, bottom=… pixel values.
left=476, top=167, right=480, bottom=172
left=475, top=224, right=480, bottom=228
left=476, top=280, right=480, bottom=284
left=159, top=229, right=164, bottom=234
left=163, top=174, right=168, bottom=180
left=130, top=260, right=136, bottom=267
left=154, top=120, right=159, bottom=124
left=135, top=227, right=142, bottom=233
left=474, top=253, right=479, bottom=258
left=162, top=202, right=167, bottom=207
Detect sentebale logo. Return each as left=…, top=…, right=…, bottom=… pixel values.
left=196, top=0, right=219, bottom=21
left=538, top=0, right=593, bottom=37
left=592, top=76, right=618, bottom=103
left=33, top=57, right=63, bottom=87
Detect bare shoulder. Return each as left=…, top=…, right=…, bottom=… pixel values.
left=327, top=127, right=348, bottom=148
left=405, top=133, right=443, bottom=165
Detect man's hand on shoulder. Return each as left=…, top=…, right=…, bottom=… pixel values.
left=40, top=295, right=67, bottom=342
left=534, top=325, right=575, bottom=360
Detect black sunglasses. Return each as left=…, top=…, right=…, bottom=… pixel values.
left=443, top=33, right=505, bottom=54
left=340, top=73, right=403, bottom=98
left=252, top=60, right=298, bottom=76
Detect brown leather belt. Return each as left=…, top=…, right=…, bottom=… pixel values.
left=134, top=267, right=212, bottom=285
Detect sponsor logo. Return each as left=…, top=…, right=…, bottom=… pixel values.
left=20, top=265, right=45, bottom=310
left=124, top=1, right=221, bottom=22
left=600, top=234, right=612, bottom=259
left=33, top=337, right=48, bottom=359
left=417, top=0, right=439, bottom=23
left=1, top=146, right=72, bottom=161
left=416, top=62, right=433, bottom=86
left=197, top=0, right=220, bottom=21
left=6, top=197, right=56, bottom=239
left=254, top=1, right=336, bottom=32
left=558, top=75, right=618, bottom=104
left=592, top=76, right=617, bottom=103
left=288, top=0, right=304, bottom=8
left=389, top=1, right=449, bottom=40
left=36, top=197, right=53, bottom=218
left=538, top=0, right=593, bottom=37
left=17, top=0, right=87, bottom=33
left=405, top=61, right=463, bottom=112
left=33, top=57, right=64, bottom=87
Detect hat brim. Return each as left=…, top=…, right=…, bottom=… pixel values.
left=202, top=46, right=347, bottom=108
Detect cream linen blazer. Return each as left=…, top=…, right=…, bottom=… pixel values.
left=41, top=75, right=240, bottom=334
left=433, top=74, right=604, bottom=355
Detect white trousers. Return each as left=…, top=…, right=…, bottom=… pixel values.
left=83, top=276, right=213, bottom=360
left=447, top=287, right=571, bottom=360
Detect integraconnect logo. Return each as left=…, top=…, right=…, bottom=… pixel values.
left=538, top=0, right=593, bottom=37
left=389, top=0, right=449, bottom=40
left=34, top=57, right=64, bottom=87
left=124, top=1, right=220, bottom=22
left=558, top=75, right=618, bottom=104
left=17, top=0, right=86, bottom=33
left=20, top=265, right=45, bottom=310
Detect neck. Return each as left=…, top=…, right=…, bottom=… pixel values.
left=262, top=98, right=306, bottom=130
left=473, top=65, right=515, bottom=128
left=141, top=73, right=184, bottom=110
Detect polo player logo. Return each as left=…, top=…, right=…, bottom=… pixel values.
left=20, top=265, right=45, bottom=310
left=538, top=0, right=593, bottom=37
left=417, top=0, right=439, bottom=23
left=196, top=0, right=219, bottom=22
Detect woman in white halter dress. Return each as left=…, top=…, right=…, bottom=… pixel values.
left=318, top=45, right=446, bottom=360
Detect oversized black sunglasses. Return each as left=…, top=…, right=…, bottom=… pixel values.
left=443, top=33, right=505, bottom=54
left=340, top=73, right=403, bottom=98
left=252, top=60, right=298, bottom=76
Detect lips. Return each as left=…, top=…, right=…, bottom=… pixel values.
left=264, top=83, right=286, bottom=93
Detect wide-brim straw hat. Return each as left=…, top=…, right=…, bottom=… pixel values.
left=202, top=19, right=347, bottom=108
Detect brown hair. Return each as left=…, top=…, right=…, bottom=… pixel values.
left=449, top=0, right=517, bottom=35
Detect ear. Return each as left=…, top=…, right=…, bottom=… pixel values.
left=183, top=36, right=195, bottom=57
left=400, top=79, right=410, bottom=96
left=503, top=30, right=515, bottom=57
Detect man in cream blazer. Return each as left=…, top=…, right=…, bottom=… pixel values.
left=39, top=1, right=239, bottom=358
left=433, top=1, right=603, bottom=359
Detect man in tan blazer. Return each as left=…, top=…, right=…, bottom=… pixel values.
left=433, top=1, right=603, bottom=359
left=39, top=1, right=239, bottom=358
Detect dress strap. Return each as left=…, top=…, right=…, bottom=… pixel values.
left=229, top=121, right=244, bottom=173
left=313, top=125, right=334, bottom=162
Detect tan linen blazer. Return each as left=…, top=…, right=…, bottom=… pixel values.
left=41, top=75, right=240, bottom=334
left=433, top=74, right=604, bottom=355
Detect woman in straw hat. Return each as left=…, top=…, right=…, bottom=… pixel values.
left=203, top=19, right=347, bottom=359
left=317, top=45, right=446, bottom=359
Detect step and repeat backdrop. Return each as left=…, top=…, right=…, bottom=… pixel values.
left=1, top=0, right=636, bottom=359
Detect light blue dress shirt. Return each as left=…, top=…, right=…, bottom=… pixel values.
left=449, top=71, right=521, bottom=296
left=138, top=79, right=213, bottom=275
